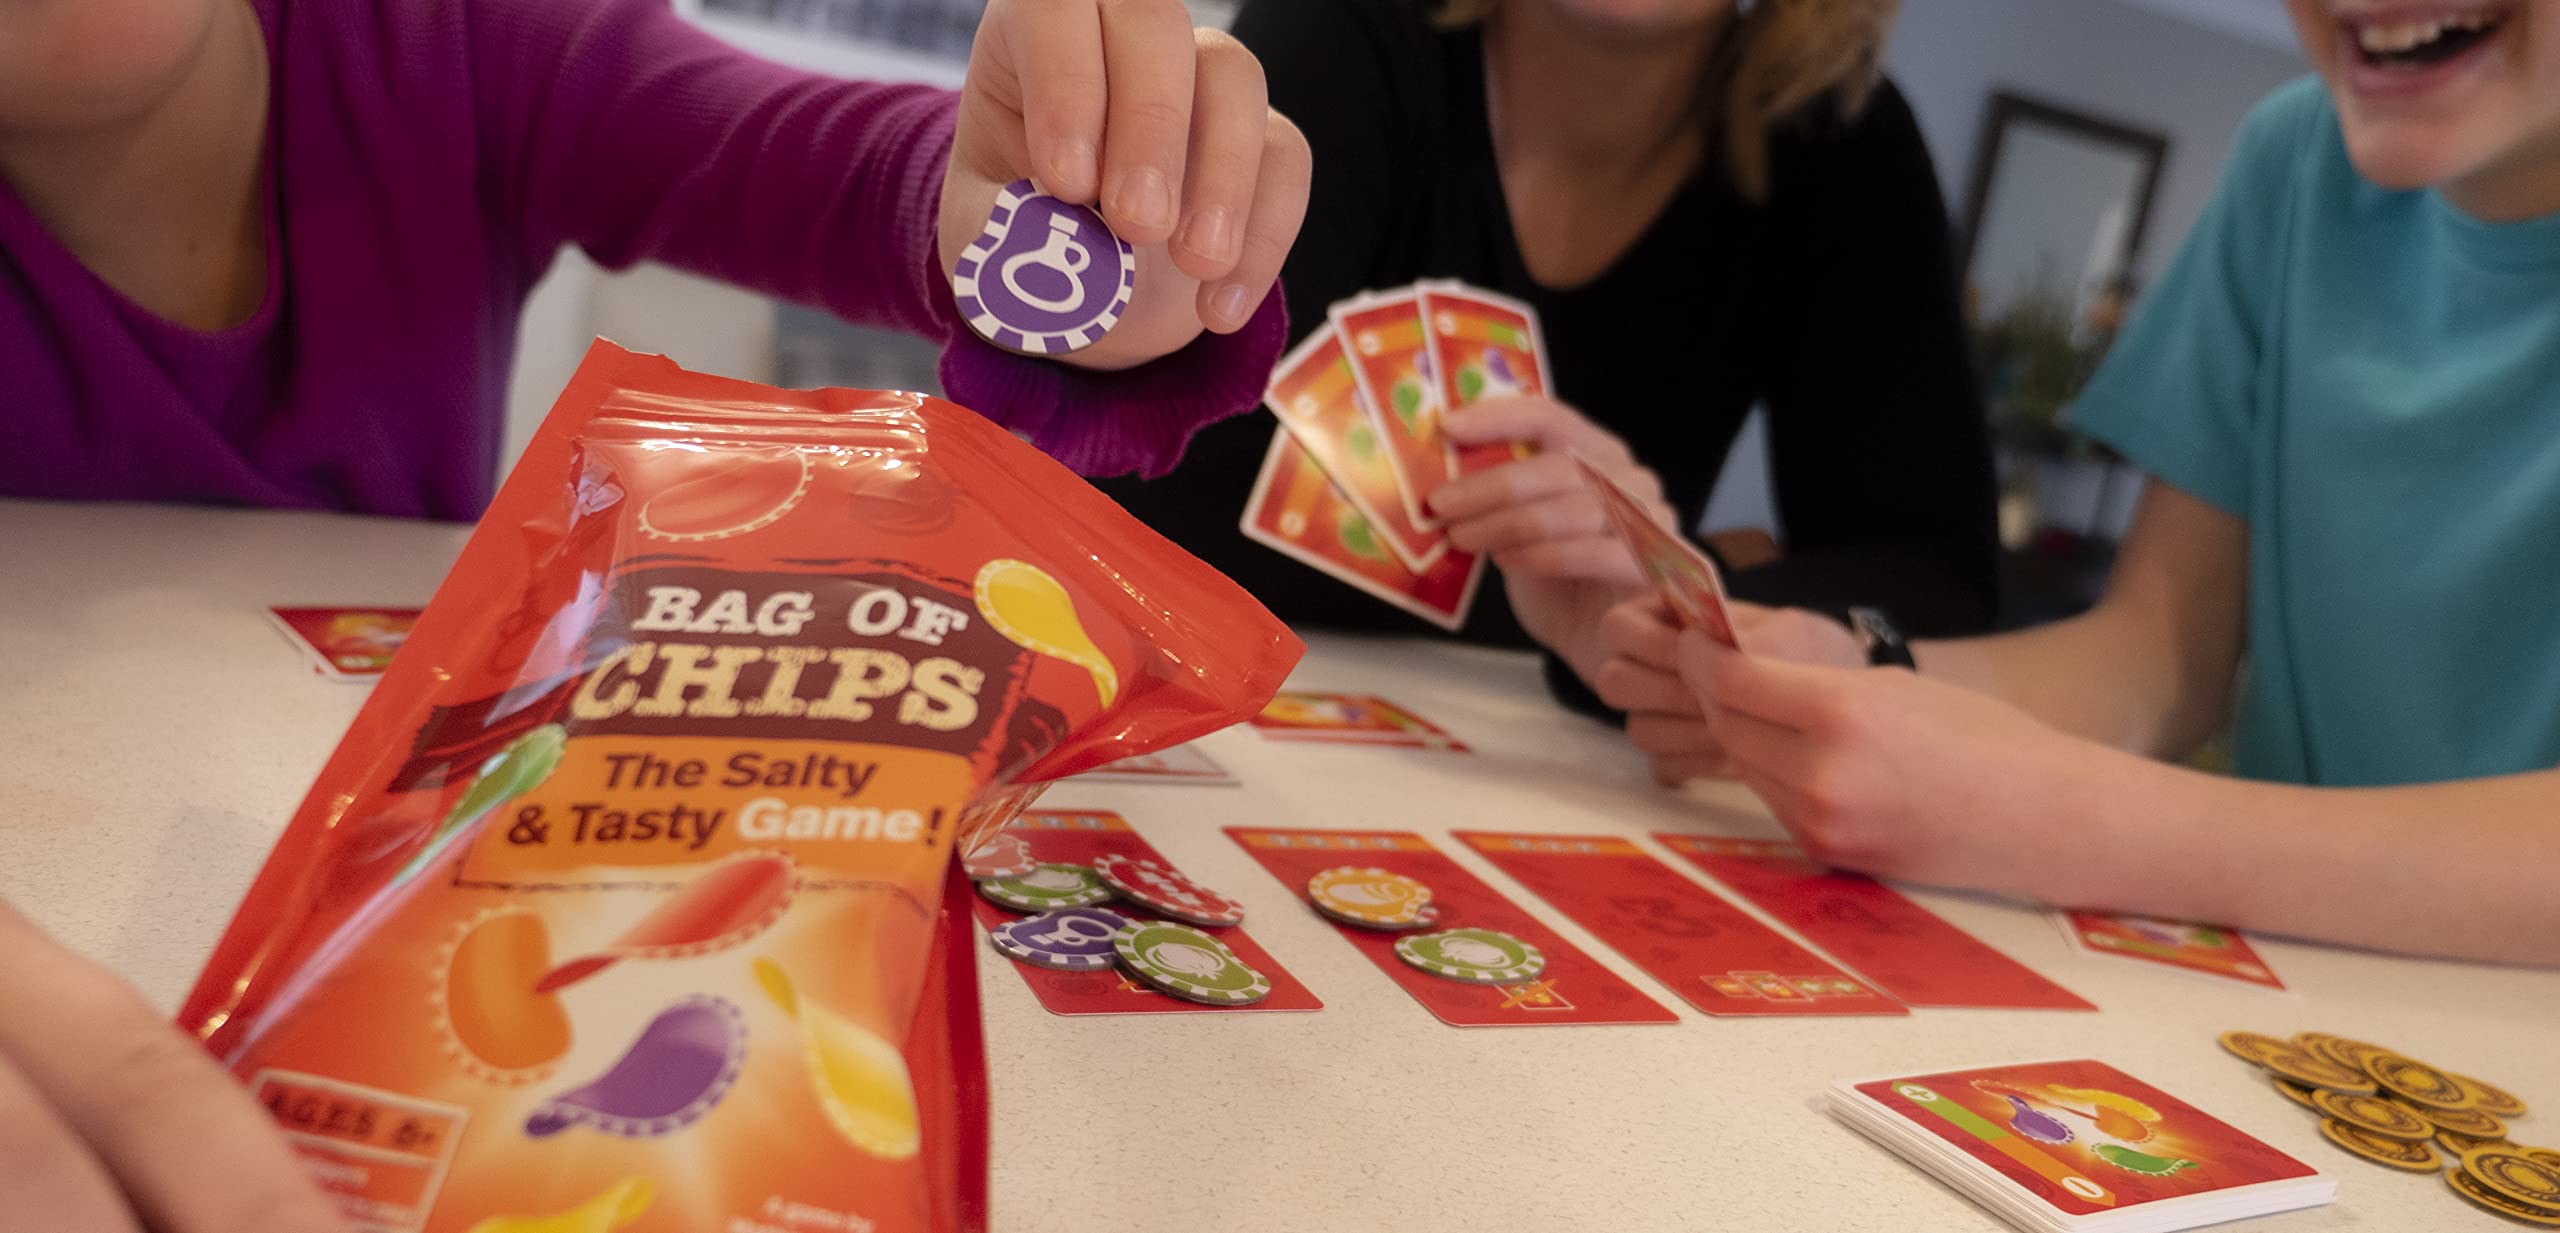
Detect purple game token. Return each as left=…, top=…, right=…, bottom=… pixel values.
left=988, top=906, right=1134, bottom=971
left=522, top=995, right=745, bottom=1139
left=951, top=179, right=1135, bottom=355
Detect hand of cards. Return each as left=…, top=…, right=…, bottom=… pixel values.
left=1241, top=280, right=1552, bottom=630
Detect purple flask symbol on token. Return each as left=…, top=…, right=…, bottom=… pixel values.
left=952, top=179, right=1135, bottom=355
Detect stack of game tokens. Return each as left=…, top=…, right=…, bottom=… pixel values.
left=2219, top=1029, right=2560, bottom=1224
left=1305, top=866, right=1548, bottom=986
left=965, top=834, right=1270, bottom=1006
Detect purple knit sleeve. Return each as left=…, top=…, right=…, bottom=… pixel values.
left=466, top=0, right=1282, bottom=477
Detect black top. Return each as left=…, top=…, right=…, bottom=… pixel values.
left=1100, top=0, right=2000, bottom=651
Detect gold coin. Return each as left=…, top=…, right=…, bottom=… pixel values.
left=2457, top=1074, right=2531, bottom=1119
left=2262, top=1046, right=2379, bottom=1094
left=2273, top=1077, right=2319, bottom=1110
left=2318, top=1117, right=2441, bottom=1171
left=2400, top=1097, right=2507, bottom=1139
left=2449, top=1165, right=2560, bottom=1226
left=2365, top=1052, right=2475, bottom=1110
left=2527, top=1148, right=2560, bottom=1172
left=2439, top=1128, right=2514, bottom=1156
left=2296, top=1031, right=2396, bottom=1075
left=2463, top=1146, right=2560, bottom=1212
left=2309, top=1089, right=2435, bottom=1141
left=2219, top=1030, right=2303, bottom=1067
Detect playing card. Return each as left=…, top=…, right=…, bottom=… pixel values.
left=1071, top=743, right=1240, bottom=786
left=1226, top=827, right=1677, bottom=1027
left=1572, top=455, right=1739, bottom=647
left=1249, top=691, right=1467, bottom=750
left=1455, top=833, right=1907, bottom=1017
left=1331, top=289, right=1451, bottom=531
left=2055, top=912, right=2286, bottom=991
left=1239, top=428, right=1485, bottom=630
left=970, top=811, right=1320, bottom=1015
left=1828, top=1058, right=2331, bottom=1231
left=264, top=606, right=423, bottom=681
left=1265, top=326, right=1449, bottom=574
left=1657, top=835, right=2094, bottom=1011
left=1417, top=281, right=1550, bottom=479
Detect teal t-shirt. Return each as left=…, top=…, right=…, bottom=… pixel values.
left=2070, top=77, right=2560, bottom=788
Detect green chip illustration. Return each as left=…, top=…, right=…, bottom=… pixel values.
left=1394, top=928, right=1545, bottom=985
left=1391, top=380, right=1425, bottom=429
left=1456, top=366, right=1487, bottom=403
left=976, top=862, right=1113, bottom=913
left=1337, top=511, right=1388, bottom=561
left=1113, top=920, right=1271, bottom=1005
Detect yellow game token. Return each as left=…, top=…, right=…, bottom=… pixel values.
left=2309, top=1089, right=2435, bottom=1142
left=2463, top=1146, right=2560, bottom=1213
left=2457, top=1073, right=2532, bottom=1119
left=2403, top=1097, right=2508, bottom=1140
left=1305, top=866, right=1433, bottom=928
left=2294, top=1031, right=2395, bottom=1076
left=2525, top=1147, right=2560, bottom=1172
left=2317, top=1118, right=2441, bottom=1172
left=2364, top=1051, right=2474, bottom=1110
left=2439, top=1128, right=2513, bottom=1156
left=2261, top=1047, right=2378, bottom=1095
left=2272, top=1078, right=2319, bottom=1110
left=2449, top=1166, right=2560, bottom=1226
left=2218, top=1030, right=2301, bottom=1067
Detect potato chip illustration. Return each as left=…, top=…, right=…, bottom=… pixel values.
left=754, top=957, right=921, bottom=1160
left=437, top=908, right=572, bottom=1083
left=637, top=447, right=811, bottom=542
left=973, top=558, right=1117, bottom=708
left=537, top=851, right=795, bottom=993
left=396, top=724, right=567, bottom=884
left=464, top=1176, right=654, bottom=1233
left=524, top=995, right=746, bottom=1139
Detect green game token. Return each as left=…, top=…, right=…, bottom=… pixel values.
left=1112, top=920, right=1271, bottom=1006
left=977, top=862, right=1112, bottom=913
left=1394, top=928, right=1545, bottom=985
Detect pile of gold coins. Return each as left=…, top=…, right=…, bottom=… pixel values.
left=2219, top=1030, right=2560, bottom=1225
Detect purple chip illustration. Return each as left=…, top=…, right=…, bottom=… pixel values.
left=988, top=906, right=1133, bottom=971
left=523, top=995, right=745, bottom=1139
left=952, top=179, right=1136, bottom=355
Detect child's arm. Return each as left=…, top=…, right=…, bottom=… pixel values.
left=1676, top=637, right=2560, bottom=965
left=464, top=0, right=1305, bottom=475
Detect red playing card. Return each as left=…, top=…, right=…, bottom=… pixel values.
left=1454, top=832, right=1906, bottom=1017
left=1266, top=327, right=1449, bottom=574
left=1833, top=1058, right=2328, bottom=1224
left=2056, top=911, right=2286, bottom=991
left=1571, top=456, right=1740, bottom=647
left=1417, top=281, right=1551, bottom=479
left=1071, top=743, right=1240, bottom=786
left=1656, top=835, right=2094, bottom=1011
left=1240, top=429, right=1486, bottom=631
left=265, top=606, right=423, bottom=680
left=971, top=811, right=1321, bottom=1015
left=1331, top=289, right=1451, bottom=531
left=1248, top=691, right=1468, bottom=750
left=1226, top=826, right=1676, bottom=1027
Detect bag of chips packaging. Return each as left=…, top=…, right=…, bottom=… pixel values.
left=177, top=341, right=1300, bottom=1233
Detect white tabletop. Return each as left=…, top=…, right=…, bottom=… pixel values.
left=4, top=497, right=2554, bottom=1233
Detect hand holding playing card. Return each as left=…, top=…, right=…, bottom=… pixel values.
left=1595, top=596, right=1864, bottom=784
left=1674, top=629, right=2126, bottom=900
left=942, top=0, right=1310, bottom=368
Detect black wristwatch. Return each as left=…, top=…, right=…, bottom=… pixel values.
left=1846, top=606, right=1917, bottom=670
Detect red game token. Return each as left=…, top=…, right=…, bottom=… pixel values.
left=1091, top=854, right=1246, bottom=927
left=962, top=832, right=1036, bottom=881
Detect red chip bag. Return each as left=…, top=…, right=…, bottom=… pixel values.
left=177, top=341, right=1300, bottom=1233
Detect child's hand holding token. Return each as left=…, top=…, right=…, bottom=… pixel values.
left=942, top=0, right=1310, bottom=370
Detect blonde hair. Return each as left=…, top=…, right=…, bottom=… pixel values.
left=1442, top=0, right=1898, bottom=200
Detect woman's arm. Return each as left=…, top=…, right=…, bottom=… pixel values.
left=1751, top=81, right=2001, bottom=635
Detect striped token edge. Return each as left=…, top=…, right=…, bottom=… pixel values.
left=1393, top=929, right=1547, bottom=985
left=2456, top=1073, right=2531, bottom=1118
left=2272, top=1078, right=2319, bottom=1109
left=1113, top=921, right=1272, bottom=1006
left=2461, top=1146, right=2560, bottom=1214
left=2316, top=1118, right=2440, bottom=1172
left=1314, top=898, right=1442, bottom=932
left=1091, top=854, right=1246, bottom=927
left=977, top=863, right=1113, bottom=912
left=950, top=180, right=1135, bottom=356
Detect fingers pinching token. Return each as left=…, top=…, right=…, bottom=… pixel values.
left=989, top=907, right=1134, bottom=972
left=977, top=862, right=1113, bottom=913
left=1394, top=928, right=1545, bottom=985
left=1113, top=919, right=1271, bottom=1006
left=961, top=832, right=1036, bottom=881
left=952, top=179, right=1135, bottom=356
left=1090, top=854, right=1246, bottom=928
left=1306, top=866, right=1433, bottom=929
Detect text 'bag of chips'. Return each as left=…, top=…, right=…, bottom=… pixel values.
left=177, top=341, right=1301, bottom=1233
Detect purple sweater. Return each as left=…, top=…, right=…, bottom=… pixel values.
left=0, top=0, right=1282, bottom=520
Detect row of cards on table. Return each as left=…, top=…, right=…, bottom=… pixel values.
left=973, top=811, right=2281, bottom=1026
